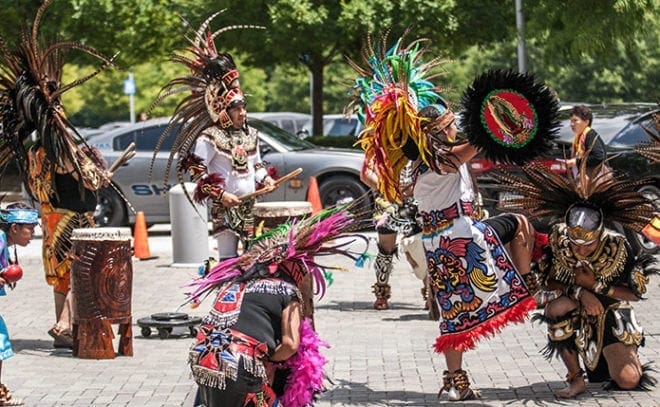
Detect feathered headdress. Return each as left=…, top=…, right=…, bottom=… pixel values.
left=149, top=11, right=264, bottom=203
left=346, top=29, right=447, bottom=203
left=460, top=69, right=560, bottom=165
left=0, top=0, right=116, bottom=197
left=634, top=111, right=659, bottom=163
left=186, top=202, right=371, bottom=305
left=493, top=158, right=654, bottom=235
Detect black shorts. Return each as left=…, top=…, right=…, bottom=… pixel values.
left=483, top=214, right=519, bottom=244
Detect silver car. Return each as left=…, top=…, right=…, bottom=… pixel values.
left=87, top=117, right=371, bottom=227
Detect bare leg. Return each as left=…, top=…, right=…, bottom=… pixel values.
left=54, top=291, right=66, bottom=324
left=56, top=291, right=73, bottom=333
left=555, top=350, right=586, bottom=398
left=545, top=296, right=585, bottom=398
left=603, top=343, right=642, bottom=389
left=444, top=348, right=462, bottom=372
left=507, top=214, right=534, bottom=275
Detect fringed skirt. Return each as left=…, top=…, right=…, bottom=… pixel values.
left=421, top=214, right=536, bottom=353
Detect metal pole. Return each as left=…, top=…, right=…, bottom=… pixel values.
left=129, top=72, right=135, bottom=123
left=515, top=0, right=527, bottom=73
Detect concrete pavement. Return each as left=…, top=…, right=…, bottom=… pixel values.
left=1, top=228, right=658, bottom=406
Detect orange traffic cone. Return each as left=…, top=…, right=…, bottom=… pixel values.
left=306, top=176, right=323, bottom=215
left=133, top=211, right=152, bottom=260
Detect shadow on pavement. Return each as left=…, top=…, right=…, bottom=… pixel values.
left=321, top=378, right=496, bottom=406
left=315, top=301, right=424, bottom=312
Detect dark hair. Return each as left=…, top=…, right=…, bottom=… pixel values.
left=570, top=104, right=593, bottom=126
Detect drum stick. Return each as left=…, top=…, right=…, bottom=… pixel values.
left=108, top=142, right=137, bottom=173
left=238, top=167, right=303, bottom=201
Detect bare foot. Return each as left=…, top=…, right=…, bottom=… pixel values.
left=554, top=375, right=586, bottom=398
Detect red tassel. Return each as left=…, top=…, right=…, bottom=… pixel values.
left=433, top=296, right=537, bottom=353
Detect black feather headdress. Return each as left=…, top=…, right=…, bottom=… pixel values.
left=0, top=0, right=116, bottom=197
left=493, top=160, right=654, bottom=234
left=460, top=69, right=560, bottom=165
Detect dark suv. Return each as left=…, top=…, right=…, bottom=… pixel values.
left=472, top=103, right=659, bottom=254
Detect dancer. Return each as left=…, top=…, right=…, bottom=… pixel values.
left=151, top=12, right=275, bottom=261
left=361, top=159, right=422, bottom=310
left=347, top=32, right=559, bottom=400
left=186, top=203, right=369, bottom=406
left=494, top=159, right=657, bottom=398
left=0, top=2, right=117, bottom=349
left=0, top=203, right=39, bottom=406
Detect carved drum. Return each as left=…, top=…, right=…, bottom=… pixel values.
left=70, top=227, right=133, bottom=359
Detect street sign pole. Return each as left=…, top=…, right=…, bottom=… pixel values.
left=123, top=72, right=136, bottom=123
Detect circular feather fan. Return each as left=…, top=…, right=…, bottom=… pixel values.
left=460, top=69, right=560, bottom=165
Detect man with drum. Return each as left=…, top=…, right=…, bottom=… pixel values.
left=152, top=20, right=276, bottom=261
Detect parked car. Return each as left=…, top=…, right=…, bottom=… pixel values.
left=248, top=112, right=311, bottom=138
left=87, top=118, right=371, bottom=227
left=300, top=114, right=363, bottom=138
left=473, top=103, right=659, bottom=253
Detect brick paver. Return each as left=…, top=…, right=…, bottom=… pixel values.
left=1, top=231, right=658, bottom=406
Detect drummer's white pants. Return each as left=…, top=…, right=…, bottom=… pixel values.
left=216, top=230, right=239, bottom=260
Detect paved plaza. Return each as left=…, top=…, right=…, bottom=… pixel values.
left=1, top=229, right=658, bottom=406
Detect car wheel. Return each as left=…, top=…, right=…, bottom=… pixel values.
left=627, top=185, right=659, bottom=255
left=94, top=186, right=128, bottom=227
left=318, top=175, right=371, bottom=213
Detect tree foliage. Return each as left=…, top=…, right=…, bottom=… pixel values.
left=0, top=0, right=656, bottom=128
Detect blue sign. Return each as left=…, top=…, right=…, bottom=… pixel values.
left=123, top=78, right=136, bottom=95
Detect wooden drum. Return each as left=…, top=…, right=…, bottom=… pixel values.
left=252, top=201, right=316, bottom=324
left=70, top=227, right=133, bottom=359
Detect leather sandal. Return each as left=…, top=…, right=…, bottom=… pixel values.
left=0, top=384, right=24, bottom=406
left=48, top=326, right=73, bottom=349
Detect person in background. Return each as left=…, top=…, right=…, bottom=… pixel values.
left=565, top=104, right=608, bottom=179
left=137, top=111, right=149, bottom=122
left=0, top=202, right=39, bottom=406
left=361, top=159, right=424, bottom=310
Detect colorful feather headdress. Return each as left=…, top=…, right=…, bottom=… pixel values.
left=186, top=202, right=371, bottom=305
left=149, top=11, right=264, bottom=204
left=346, top=29, right=447, bottom=203
left=0, top=0, right=116, bottom=196
left=492, top=158, right=654, bottom=234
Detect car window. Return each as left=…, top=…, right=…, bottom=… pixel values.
left=325, top=118, right=358, bottom=137
left=250, top=119, right=316, bottom=151
left=610, top=117, right=657, bottom=148
left=131, top=125, right=177, bottom=152
left=113, top=132, right=135, bottom=151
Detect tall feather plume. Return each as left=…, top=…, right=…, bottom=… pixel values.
left=634, top=113, right=659, bottom=163
left=149, top=11, right=265, bottom=209
left=0, top=1, right=116, bottom=198
left=345, top=29, right=447, bottom=203
left=493, top=160, right=654, bottom=234
left=185, top=198, right=372, bottom=305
